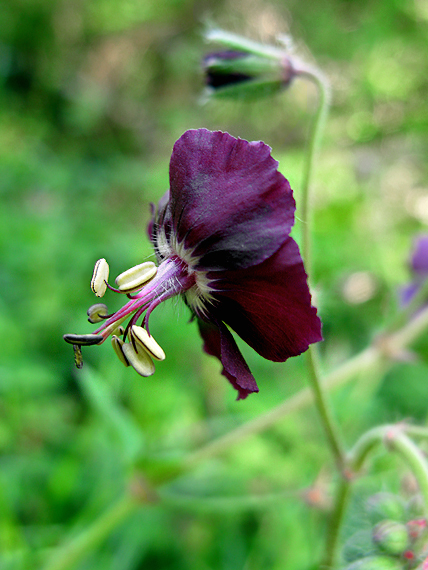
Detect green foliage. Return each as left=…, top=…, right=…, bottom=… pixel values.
left=1, top=0, right=428, bottom=568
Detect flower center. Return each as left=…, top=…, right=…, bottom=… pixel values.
left=154, top=229, right=216, bottom=317
left=96, top=256, right=197, bottom=340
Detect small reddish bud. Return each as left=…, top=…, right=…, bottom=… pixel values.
left=407, top=519, right=427, bottom=540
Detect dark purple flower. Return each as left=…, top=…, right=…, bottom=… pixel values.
left=64, top=129, right=322, bottom=399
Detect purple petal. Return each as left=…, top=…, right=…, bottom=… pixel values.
left=207, top=237, right=322, bottom=361
left=197, top=318, right=259, bottom=400
left=411, top=235, right=428, bottom=277
left=169, top=129, right=295, bottom=271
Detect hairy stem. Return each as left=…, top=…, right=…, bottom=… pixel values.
left=388, top=430, right=428, bottom=513
left=290, top=63, right=345, bottom=466
left=297, top=66, right=330, bottom=270
left=322, top=478, right=351, bottom=570
left=306, top=345, right=345, bottom=468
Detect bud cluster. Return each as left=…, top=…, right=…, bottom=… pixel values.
left=342, top=492, right=428, bottom=569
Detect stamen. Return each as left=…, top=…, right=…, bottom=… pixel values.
left=65, top=257, right=196, bottom=376
left=97, top=315, right=129, bottom=339
left=111, top=335, right=129, bottom=367
left=121, top=343, right=155, bottom=377
left=63, top=333, right=104, bottom=346
left=115, top=262, right=158, bottom=293
left=112, top=325, right=125, bottom=336
left=105, top=282, right=124, bottom=293
left=130, top=325, right=166, bottom=361
left=87, top=303, right=109, bottom=323
left=120, top=305, right=146, bottom=344
left=73, top=344, right=83, bottom=369
left=91, top=258, right=109, bottom=297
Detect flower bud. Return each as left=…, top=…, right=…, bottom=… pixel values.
left=366, top=493, right=406, bottom=524
left=202, top=28, right=298, bottom=100
left=343, top=556, right=403, bottom=570
left=203, top=50, right=294, bottom=100
left=372, top=520, right=409, bottom=556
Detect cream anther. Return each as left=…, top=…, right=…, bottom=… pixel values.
left=131, top=325, right=166, bottom=361
left=122, top=342, right=155, bottom=377
left=87, top=303, right=109, bottom=323
left=91, top=258, right=109, bottom=297
left=111, top=335, right=129, bottom=367
left=115, top=262, right=158, bottom=293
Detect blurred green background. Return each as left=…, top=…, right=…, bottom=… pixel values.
left=1, top=0, right=428, bottom=568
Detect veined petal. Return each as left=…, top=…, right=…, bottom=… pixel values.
left=169, top=129, right=295, bottom=271
left=207, top=237, right=322, bottom=361
left=197, top=318, right=259, bottom=400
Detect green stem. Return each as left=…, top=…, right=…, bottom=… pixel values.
left=306, top=345, right=345, bottom=468
left=389, top=430, right=428, bottom=513
left=159, top=487, right=296, bottom=514
left=297, top=66, right=330, bottom=270
left=185, top=306, right=428, bottom=468
left=322, top=479, right=351, bottom=570
left=41, top=495, right=138, bottom=570
left=403, top=425, right=428, bottom=439
left=296, top=65, right=345, bottom=466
